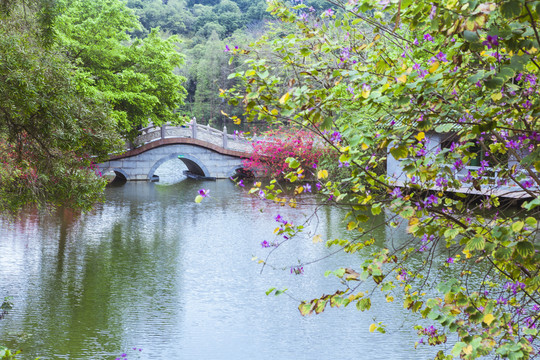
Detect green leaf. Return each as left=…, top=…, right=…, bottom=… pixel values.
left=266, top=287, right=276, bottom=295
left=500, top=1, right=522, bottom=19
left=525, top=217, right=537, bottom=228
left=516, top=241, right=535, bottom=257
left=494, top=247, right=513, bottom=261
left=512, top=221, right=524, bottom=232
left=286, top=157, right=301, bottom=169
left=356, top=297, right=371, bottom=311
left=299, top=302, right=313, bottom=316
left=465, top=235, right=486, bottom=251
left=390, top=145, right=409, bottom=159
left=463, top=30, right=480, bottom=43
left=523, top=198, right=540, bottom=210
left=444, top=228, right=460, bottom=240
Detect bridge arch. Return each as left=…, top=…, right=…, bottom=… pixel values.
left=101, top=168, right=130, bottom=182
left=148, top=153, right=210, bottom=180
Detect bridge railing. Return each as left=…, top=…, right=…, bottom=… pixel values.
left=131, top=119, right=252, bottom=153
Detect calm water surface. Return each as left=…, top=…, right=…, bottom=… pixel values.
left=1, top=172, right=449, bottom=359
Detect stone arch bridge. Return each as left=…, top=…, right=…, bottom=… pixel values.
left=98, top=120, right=252, bottom=181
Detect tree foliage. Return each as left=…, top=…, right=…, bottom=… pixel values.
left=0, top=2, right=123, bottom=212
left=56, top=0, right=187, bottom=136
left=226, top=0, right=540, bottom=358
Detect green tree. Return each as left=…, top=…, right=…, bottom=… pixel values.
left=0, top=2, right=123, bottom=212
left=193, top=31, right=237, bottom=124
left=56, top=0, right=187, bottom=136
left=226, top=0, right=540, bottom=358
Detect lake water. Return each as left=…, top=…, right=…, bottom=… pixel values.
left=0, top=165, right=448, bottom=359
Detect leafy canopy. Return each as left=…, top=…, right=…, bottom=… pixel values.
left=56, top=0, right=187, bottom=135
left=225, top=0, right=540, bottom=358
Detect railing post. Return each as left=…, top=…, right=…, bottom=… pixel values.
left=223, top=125, right=228, bottom=149
left=161, top=124, right=165, bottom=140
left=192, top=117, right=197, bottom=139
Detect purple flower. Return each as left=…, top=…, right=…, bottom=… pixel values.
left=225, top=45, right=230, bottom=52
left=417, top=69, right=429, bottom=78
left=435, top=52, right=448, bottom=62
left=338, top=161, right=350, bottom=167
left=429, top=5, right=436, bottom=19
left=198, top=189, right=210, bottom=197
left=452, top=159, right=464, bottom=171
left=390, top=187, right=403, bottom=198
left=413, top=38, right=419, bottom=45
left=330, top=131, right=342, bottom=143
left=238, top=179, right=244, bottom=187
left=347, top=85, right=354, bottom=94
left=446, top=257, right=454, bottom=264
left=523, top=100, right=532, bottom=109
left=521, top=180, right=535, bottom=188
left=261, top=240, right=270, bottom=248
left=316, top=182, right=322, bottom=191
left=482, top=35, right=499, bottom=49
left=341, top=47, right=350, bottom=61
left=291, top=266, right=304, bottom=275
left=506, top=139, right=520, bottom=149
left=304, top=183, right=312, bottom=192
left=423, top=34, right=433, bottom=42
left=324, top=8, right=335, bottom=16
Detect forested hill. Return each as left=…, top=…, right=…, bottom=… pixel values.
left=126, top=0, right=268, bottom=39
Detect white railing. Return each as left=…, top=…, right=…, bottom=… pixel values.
left=131, top=119, right=252, bottom=152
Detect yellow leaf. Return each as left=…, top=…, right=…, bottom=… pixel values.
left=429, top=61, right=440, bottom=73
left=361, top=88, right=370, bottom=98
left=463, top=345, right=473, bottom=355
left=295, top=186, right=304, bottom=194
left=396, top=74, right=407, bottom=83
left=317, top=170, right=328, bottom=179
left=369, top=323, right=377, bottom=333
left=491, top=92, right=503, bottom=101
left=408, top=217, right=419, bottom=226
left=462, top=249, right=472, bottom=259
left=381, top=83, right=390, bottom=92
left=483, top=313, right=495, bottom=325
left=361, top=143, right=369, bottom=150
left=347, top=221, right=357, bottom=230
left=415, top=132, right=425, bottom=141
left=270, top=109, right=279, bottom=116
left=386, top=295, right=394, bottom=302
left=373, top=34, right=381, bottom=41
left=195, top=195, right=203, bottom=203
left=289, top=198, right=297, bottom=208
left=279, top=92, right=290, bottom=104
left=220, top=110, right=228, bottom=116
left=312, top=234, right=323, bottom=243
